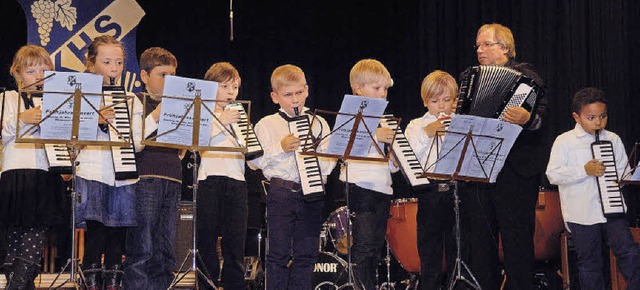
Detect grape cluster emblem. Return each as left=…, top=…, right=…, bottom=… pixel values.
left=30, top=0, right=77, bottom=46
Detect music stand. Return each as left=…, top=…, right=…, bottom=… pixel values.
left=422, top=128, right=506, bottom=290
left=14, top=84, right=131, bottom=290
left=140, top=91, right=252, bottom=290
left=620, top=142, right=640, bottom=186
left=301, top=109, right=393, bottom=289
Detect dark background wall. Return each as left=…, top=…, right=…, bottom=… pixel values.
left=2, top=0, right=639, bottom=157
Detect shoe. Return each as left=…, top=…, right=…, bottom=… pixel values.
left=6, top=257, right=39, bottom=290
left=104, top=264, right=124, bottom=290
left=81, top=263, right=103, bottom=290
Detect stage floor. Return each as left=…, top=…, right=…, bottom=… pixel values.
left=0, top=272, right=196, bottom=289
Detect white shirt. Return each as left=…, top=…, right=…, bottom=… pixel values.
left=197, top=111, right=245, bottom=181
left=405, top=112, right=454, bottom=173
left=76, top=92, right=143, bottom=187
left=546, top=124, right=628, bottom=228
left=338, top=121, right=400, bottom=195
left=250, top=108, right=336, bottom=183
left=1, top=90, right=49, bottom=173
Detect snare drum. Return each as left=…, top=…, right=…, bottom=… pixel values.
left=385, top=198, right=420, bottom=273
left=312, top=251, right=348, bottom=290
left=326, top=206, right=351, bottom=255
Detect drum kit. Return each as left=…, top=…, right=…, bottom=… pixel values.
left=312, top=189, right=566, bottom=290
left=313, top=199, right=421, bottom=290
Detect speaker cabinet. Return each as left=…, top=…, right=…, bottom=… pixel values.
left=174, top=201, right=194, bottom=271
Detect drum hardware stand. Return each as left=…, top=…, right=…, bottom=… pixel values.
left=319, top=222, right=329, bottom=251
left=377, top=243, right=395, bottom=290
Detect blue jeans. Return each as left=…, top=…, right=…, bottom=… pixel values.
left=196, top=176, right=248, bottom=290
left=348, top=184, right=391, bottom=290
left=123, top=178, right=180, bottom=290
left=568, top=218, right=640, bottom=290
left=266, top=183, right=323, bottom=290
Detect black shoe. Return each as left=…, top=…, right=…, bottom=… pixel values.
left=81, top=263, right=103, bottom=290
left=6, top=258, right=39, bottom=290
left=104, top=264, right=123, bottom=290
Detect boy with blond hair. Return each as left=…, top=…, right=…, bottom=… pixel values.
left=250, top=64, right=335, bottom=289
left=405, top=70, right=458, bottom=289
left=123, top=47, right=180, bottom=290
left=340, top=59, right=399, bottom=289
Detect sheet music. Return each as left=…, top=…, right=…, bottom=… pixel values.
left=157, top=75, right=218, bottom=147
left=326, top=95, right=388, bottom=157
left=628, top=161, right=640, bottom=181
left=40, top=71, right=103, bottom=141
left=433, top=115, right=522, bottom=182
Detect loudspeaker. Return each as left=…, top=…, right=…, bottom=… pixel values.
left=174, top=201, right=193, bottom=271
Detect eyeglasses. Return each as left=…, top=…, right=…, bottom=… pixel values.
left=474, top=42, right=501, bottom=50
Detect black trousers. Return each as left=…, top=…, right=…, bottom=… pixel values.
left=417, top=187, right=455, bottom=290
left=83, top=221, right=126, bottom=268
left=460, top=167, right=539, bottom=290
left=348, top=184, right=391, bottom=290
left=196, top=176, right=248, bottom=290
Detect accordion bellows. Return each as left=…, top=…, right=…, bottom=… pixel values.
left=456, top=65, right=540, bottom=120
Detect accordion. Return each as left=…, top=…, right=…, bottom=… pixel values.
left=456, top=65, right=540, bottom=120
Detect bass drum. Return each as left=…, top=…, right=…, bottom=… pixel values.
left=533, top=190, right=565, bottom=260
left=385, top=198, right=420, bottom=273
left=312, top=251, right=349, bottom=290
left=499, top=190, right=565, bottom=261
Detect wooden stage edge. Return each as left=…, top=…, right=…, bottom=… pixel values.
left=0, top=272, right=196, bottom=289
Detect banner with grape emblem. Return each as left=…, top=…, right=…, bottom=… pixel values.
left=17, top=0, right=146, bottom=92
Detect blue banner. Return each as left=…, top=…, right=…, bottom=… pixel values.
left=16, top=0, right=146, bottom=92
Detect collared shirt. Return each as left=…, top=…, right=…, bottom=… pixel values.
left=338, top=121, right=400, bottom=195
left=250, top=107, right=335, bottom=183
left=76, top=92, right=143, bottom=187
left=1, top=90, right=49, bottom=173
left=198, top=111, right=246, bottom=181
left=405, top=112, right=455, bottom=173
left=546, top=124, right=628, bottom=227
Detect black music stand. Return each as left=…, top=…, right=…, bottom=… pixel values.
left=141, top=91, right=253, bottom=290
left=14, top=83, right=131, bottom=290
left=423, top=128, right=506, bottom=290
left=302, top=108, right=394, bottom=290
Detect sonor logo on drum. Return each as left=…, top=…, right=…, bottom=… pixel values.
left=313, top=262, right=339, bottom=273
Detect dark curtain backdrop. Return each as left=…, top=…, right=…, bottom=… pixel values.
left=1, top=0, right=639, bottom=150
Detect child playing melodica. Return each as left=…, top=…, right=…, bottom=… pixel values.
left=340, top=59, right=399, bottom=289
left=195, top=62, right=249, bottom=290
left=405, top=70, right=458, bottom=289
left=74, top=35, right=142, bottom=290
left=0, top=44, right=66, bottom=289
left=250, top=64, right=335, bottom=289
left=122, top=47, right=180, bottom=290
left=546, top=87, right=640, bottom=290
